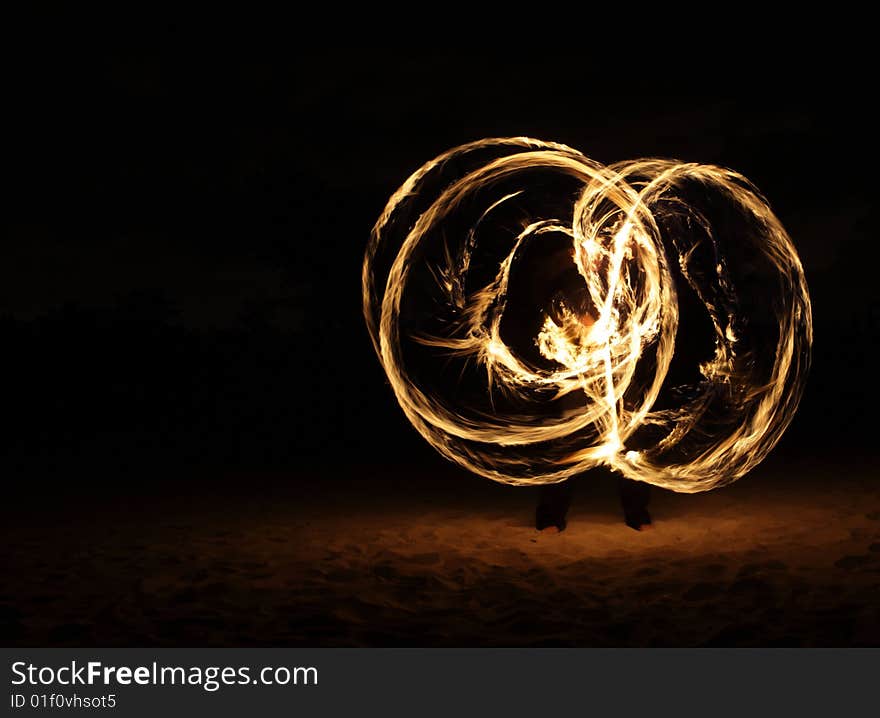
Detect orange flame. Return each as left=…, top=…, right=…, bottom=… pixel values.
left=363, top=138, right=812, bottom=492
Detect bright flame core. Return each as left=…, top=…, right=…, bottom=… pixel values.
left=363, top=138, right=812, bottom=492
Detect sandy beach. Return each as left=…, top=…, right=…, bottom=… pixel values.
left=3, top=452, right=879, bottom=647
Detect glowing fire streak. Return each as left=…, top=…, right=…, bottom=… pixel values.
left=363, top=138, right=812, bottom=492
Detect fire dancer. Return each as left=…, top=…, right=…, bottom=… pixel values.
left=532, top=243, right=652, bottom=533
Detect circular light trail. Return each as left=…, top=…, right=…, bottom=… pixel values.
left=363, top=138, right=812, bottom=492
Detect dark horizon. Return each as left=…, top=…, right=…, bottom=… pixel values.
left=4, top=48, right=876, bottom=475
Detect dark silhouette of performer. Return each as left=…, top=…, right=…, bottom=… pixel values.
left=536, top=475, right=651, bottom=533
left=511, top=240, right=652, bottom=533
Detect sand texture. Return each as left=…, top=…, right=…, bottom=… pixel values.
left=3, top=455, right=879, bottom=646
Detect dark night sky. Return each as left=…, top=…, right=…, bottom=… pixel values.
left=3, top=42, right=877, bottom=478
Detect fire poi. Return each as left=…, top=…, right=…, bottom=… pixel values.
left=363, top=138, right=812, bottom=492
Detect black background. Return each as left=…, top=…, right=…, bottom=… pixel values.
left=3, top=39, right=876, bottom=485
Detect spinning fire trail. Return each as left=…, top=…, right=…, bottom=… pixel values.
left=363, top=138, right=812, bottom=492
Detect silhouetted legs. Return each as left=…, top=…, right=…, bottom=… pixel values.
left=618, top=477, right=652, bottom=531
left=535, top=480, right=574, bottom=532
left=535, top=475, right=652, bottom=532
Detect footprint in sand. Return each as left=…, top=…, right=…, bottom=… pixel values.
left=323, top=568, right=362, bottom=582
left=636, top=566, right=662, bottom=577
left=372, top=564, right=399, bottom=580
left=683, top=583, right=721, bottom=601
left=729, top=578, right=774, bottom=600
left=737, top=560, right=787, bottom=578
left=701, top=564, right=726, bottom=578
left=169, top=589, right=198, bottom=605
left=834, top=555, right=871, bottom=570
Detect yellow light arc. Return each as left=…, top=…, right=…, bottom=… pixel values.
left=363, top=138, right=812, bottom=492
